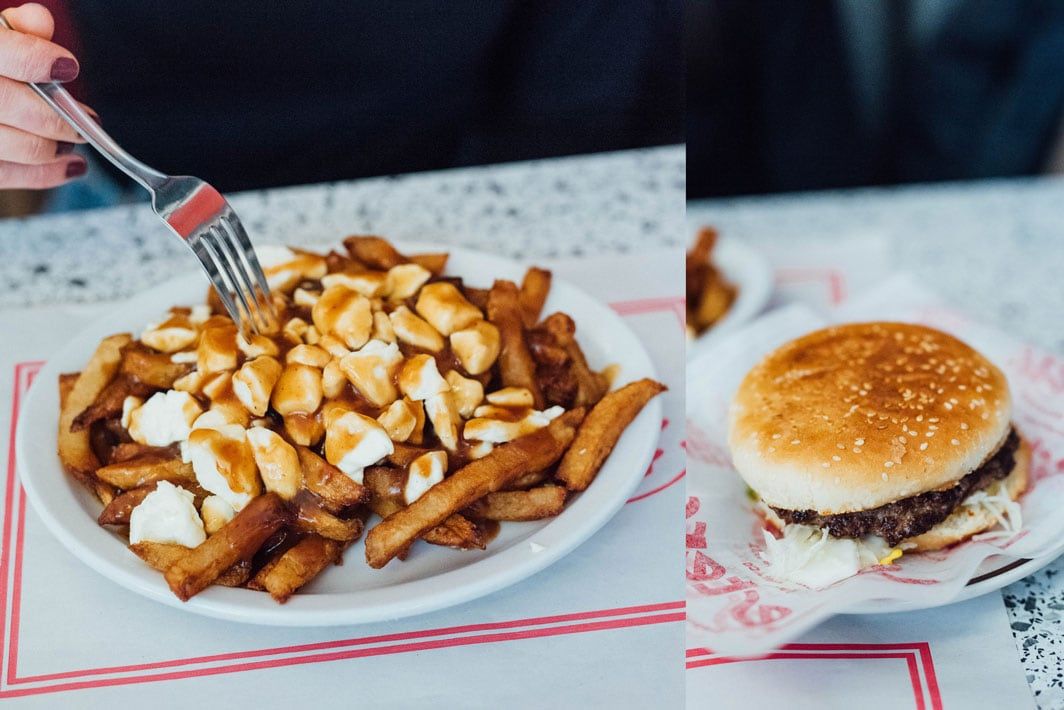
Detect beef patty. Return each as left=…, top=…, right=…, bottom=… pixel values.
left=773, top=428, right=1020, bottom=546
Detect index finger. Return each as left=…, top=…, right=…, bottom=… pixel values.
left=0, top=20, right=78, bottom=82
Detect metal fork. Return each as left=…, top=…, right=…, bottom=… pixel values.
left=0, top=16, right=276, bottom=334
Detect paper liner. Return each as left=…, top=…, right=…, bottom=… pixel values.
left=686, top=274, right=1064, bottom=654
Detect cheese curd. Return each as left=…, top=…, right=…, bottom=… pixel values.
left=463, top=406, right=565, bottom=444
left=293, top=287, right=320, bottom=308
left=121, top=395, right=143, bottom=429
left=287, top=344, right=332, bottom=368
left=415, top=282, right=483, bottom=335
left=339, top=339, right=403, bottom=407
left=445, top=370, right=484, bottom=418
left=271, top=363, right=324, bottom=416
left=200, top=494, right=236, bottom=535
left=386, top=263, right=432, bottom=299
left=424, top=391, right=460, bottom=451
left=372, top=311, right=397, bottom=343
left=141, top=312, right=198, bottom=353
left=232, top=356, right=283, bottom=416
left=486, top=387, right=534, bottom=408
left=126, top=390, right=202, bottom=446
left=312, top=285, right=373, bottom=349
left=283, top=412, right=324, bottom=447
left=377, top=399, right=419, bottom=442
left=321, top=359, right=347, bottom=399
left=198, top=323, right=239, bottom=373
left=129, top=481, right=206, bottom=548
left=324, top=411, right=394, bottom=483
left=397, top=354, right=449, bottom=401
left=237, top=331, right=280, bottom=358
left=403, top=450, right=447, bottom=504
left=449, top=320, right=501, bottom=375
left=186, top=425, right=261, bottom=511
left=321, top=271, right=387, bottom=297
left=389, top=306, right=445, bottom=352
left=246, top=426, right=301, bottom=499
left=257, top=244, right=328, bottom=292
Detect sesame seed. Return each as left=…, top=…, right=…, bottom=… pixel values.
left=927, top=431, right=936, bottom=437
left=960, top=422, right=969, bottom=430
left=836, top=443, right=845, bottom=449
left=772, top=433, right=782, bottom=440
left=884, top=461, right=894, bottom=468
left=951, top=438, right=960, bottom=446
left=944, top=402, right=953, bottom=410
left=855, top=438, right=865, bottom=446
left=832, top=455, right=841, bottom=461
left=791, top=439, right=800, bottom=445
left=853, top=447, right=862, bottom=453
left=822, top=462, right=830, bottom=468
left=919, top=442, right=928, bottom=451
left=899, top=436, right=907, bottom=444
left=882, top=473, right=889, bottom=481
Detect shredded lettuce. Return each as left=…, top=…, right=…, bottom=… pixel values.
left=966, top=481, right=1023, bottom=541
left=762, top=524, right=894, bottom=588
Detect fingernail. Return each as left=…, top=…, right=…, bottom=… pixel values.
left=65, top=159, right=87, bottom=178
left=55, top=141, right=75, bottom=156
left=50, top=57, right=79, bottom=82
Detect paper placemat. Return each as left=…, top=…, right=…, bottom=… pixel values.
left=0, top=250, right=684, bottom=708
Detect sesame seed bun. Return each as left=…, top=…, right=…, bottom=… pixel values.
left=728, top=322, right=1013, bottom=514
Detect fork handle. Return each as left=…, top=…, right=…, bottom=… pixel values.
left=0, top=15, right=166, bottom=191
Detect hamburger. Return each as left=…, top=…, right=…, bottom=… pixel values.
left=728, top=322, right=1028, bottom=586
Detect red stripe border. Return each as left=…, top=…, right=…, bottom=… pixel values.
left=686, top=643, right=942, bottom=710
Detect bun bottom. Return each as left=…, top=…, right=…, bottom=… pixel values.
left=903, top=437, right=1030, bottom=552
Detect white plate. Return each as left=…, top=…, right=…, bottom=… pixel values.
left=686, top=237, right=772, bottom=359
left=843, top=548, right=1064, bottom=615
left=16, top=244, right=662, bottom=626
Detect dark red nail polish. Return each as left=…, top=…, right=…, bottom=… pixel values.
left=65, top=159, right=87, bottom=178
left=50, top=57, right=79, bottom=82
left=55, top=141, right=75, bottom=156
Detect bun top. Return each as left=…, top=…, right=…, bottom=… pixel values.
left=728, top=322, right=1011, bottom=513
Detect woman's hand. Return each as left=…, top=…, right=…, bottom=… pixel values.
left=0, top=3, right=96, bottom=189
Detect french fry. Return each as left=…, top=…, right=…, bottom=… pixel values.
left=99, top=485, right=154, bottom=525
left=58, top=333, right=132, bottom=482
left=421, top=513, right=486, bottom=549
left=297, top=447, right=365, bottom=513
left=292, top=495, right=364, bottom=542
left=109, top=442, right=177, bottom=464
left=364, top=410, right=582, bottom=568
left=409, top=252, right=449, bottom=275
left=504, top=468, right=552, bottom=491
left=119, top=344, right=192, bottom=389
left=467, top=485, right=567, bottom=521
left=164, top=493, right=289, bottom=601
left=487, top=279, right=544, bottom=408
left=58, top=372, right=79, bottom=409
left=362, top=467, right=481, bottom=548
left=249, top=534, right=341, bottom=602
left=519, top=267, right=551, bottom=328
left=131, top=542, right=251, bottom=587
left=556, top=379, right=666, bottom=491
left=343, top=236, right=407, bottom=269
left=71, top=375, right=152, bottom=432
left=95, top=454, right=196, bottom=489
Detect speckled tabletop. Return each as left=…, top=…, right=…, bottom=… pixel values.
left=0, top=146, right=685, bottom=308
left=689, top=179, right=1064, bottom=709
